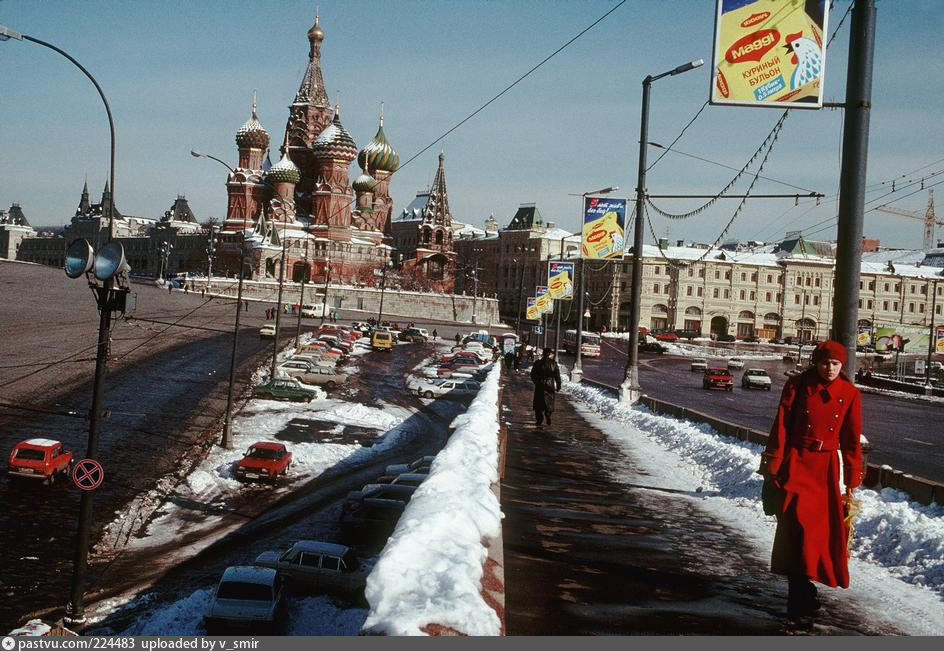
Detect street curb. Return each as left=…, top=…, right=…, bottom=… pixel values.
left=577, top=377, right=944, bottom=507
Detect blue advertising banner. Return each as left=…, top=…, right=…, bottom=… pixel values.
left=582, top=196, right=626, bottom=259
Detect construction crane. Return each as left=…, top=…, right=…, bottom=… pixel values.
left=873, top=189, right=943, bottom=251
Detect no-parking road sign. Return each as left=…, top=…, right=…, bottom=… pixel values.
left=72, top=458, right=104, bottom=491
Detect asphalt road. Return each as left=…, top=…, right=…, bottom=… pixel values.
left=556, top=336, right=944, bottom=484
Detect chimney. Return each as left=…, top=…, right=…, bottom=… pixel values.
left=677, top=239, right=685, bottom=247
left=658, top=237, right=669, bottom=250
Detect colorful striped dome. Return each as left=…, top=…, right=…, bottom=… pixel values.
left=235, top=106, right=269, bottom=151
left=358, top=122, right=399, bottom=173
left=266, top=148, right=300, bottom=185
left=352, top=172, right=379, bottom=193
left=312, top=109, right=358, bottom=162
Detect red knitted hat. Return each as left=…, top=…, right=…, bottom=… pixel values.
left=812, top=340, right=847, bottom=365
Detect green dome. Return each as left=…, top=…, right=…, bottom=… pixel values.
left=266, top=148, right=300, bottom=185
left=358, top=123, right=399, bottom=173
left=352, top=172, right=379, bottom=193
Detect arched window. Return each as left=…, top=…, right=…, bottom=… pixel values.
left=651, top=303, right=669, bottom=316
left=684, top=306, right=702, bottom=316
left=435, top=230, right=444, bottom=245
left=738, top=310, right=754, bottom=320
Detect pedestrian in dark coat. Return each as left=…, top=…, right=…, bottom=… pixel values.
left=530, top=348, right=562, bottom=426
left=758, top=340, right=863, bottom=619
left=455, top=332, right=462, bottom=345
left=504, top=351, right=514, bottom=373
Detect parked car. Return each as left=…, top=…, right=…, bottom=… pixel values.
left=639, top=341, right=667, bottom=354
left=300, top=303, right=325, bottom=318
left=340, top=497, right=406, bottom=547
left=383, top=472, right=428, bottom=488
left=690, top=358, right=708, bottom=372
left=7, top=439, right=73, bottom=485
left=742, top=368, right=772, bottom=390
left=383, top=456, right=435, bottom=478
left=703, top=368, right=734, bottom=391
left=673, top=329, right=701, bottom=341
left=398, top=329, right=428, bottom=344
left=653, top=331, right=679, bottom=342
left=715, top=334, right=736, bottom=342
left=371, top=330, right=394, bottom=351
left=413, top=378, right=481, bottom=399
left=235, top=442, right=292, bottom=483
left=259, top=324, right=276, bottom=339
left=294, top=366, right=346, bottom=390
left=742, top=335, right=761, bottom=343
left=727, top=357, right=745, bottom=369
left=204, top=566, right=286, bottom=634
left=343, top=483, right=417, bottom=514
left=253, top=541, right=373, bottom=597
left=253, top=378, right=319, bottom=402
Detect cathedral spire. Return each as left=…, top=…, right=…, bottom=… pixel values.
left=297, top=8, right=329, bottom=107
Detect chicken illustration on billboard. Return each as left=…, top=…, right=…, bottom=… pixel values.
left=526, top=297, right=539, bottom=321
left=547, top=261, right=575, bottom=301
left=582, top=197, right=626, bottom=260
left=711, top=0, right=828, bottom=108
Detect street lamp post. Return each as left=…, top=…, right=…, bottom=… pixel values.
left=620, top=58, right=703, bottom=403
left=2, top=22, right=121, bottom=630
left=572, top=187, right=619, bottom=383
left=190, top=150, right=242, bottom=450
left=206, top=223, right=216, bottom=290
left=295, top=238, right=309, bottom=346
left=377, top=258, right=393, bottom=324
left=514, top=260, right=525, bottom=338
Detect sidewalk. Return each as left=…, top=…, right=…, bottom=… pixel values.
left=499, top=368, right=898, bottom=635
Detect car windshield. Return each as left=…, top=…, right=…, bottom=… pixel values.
left=247, top=447, right=281, bottom=459
left=747, top=370, right=768, bottom=377
left=710, top=369, right=732, bottom=376
left=217, top=581, right=272, bottom=601
left=14, top=448, right=46, bottom=461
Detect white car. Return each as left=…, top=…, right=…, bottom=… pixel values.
left=259, top=324, right=276, bottom=339
left=413, top=378, right=481, bottom=399
left=727, top=357, right=745, bottom=369
left=204, top=566, right=286, bottom=634
left=742, top=368, right=772, bottom=391
left=690, top=358, right=708, bottom=372
left=254, top=541, right=373, bottom=597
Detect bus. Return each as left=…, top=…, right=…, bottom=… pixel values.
left=562, top=330, right=601, bottom=357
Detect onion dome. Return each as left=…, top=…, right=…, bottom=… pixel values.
left=235, top=93, right=269, bottom=150
left=307, top=12, right=324, bottom=41
left=266, top=146, right=300, bottom=185
left=358, top=106, right=399, bottom=173
left=353, top=172, right=379, bottom=193
left=312, top=106, right=358, bottom=162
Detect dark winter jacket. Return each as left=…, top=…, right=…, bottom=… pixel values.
left=530, top=356, right=562, bottom=413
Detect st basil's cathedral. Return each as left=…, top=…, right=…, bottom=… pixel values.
left=216, top=12, right=455, bottom=291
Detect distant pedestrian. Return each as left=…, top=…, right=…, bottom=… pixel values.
left=201, top=288, right=205, bottom=298
left=168, top=284, right=172, bottom=294
left=455, top=332, right=461, bottom=345
left=758, top=340, right=863, bottom=619
left=514, top=346, right=522, bottom=372
left=530, top=348, right=562, bottom=427
left=244, top=300, right=249, bottom=311
left=432, top=329, right=438, bottom=340
left=283, top=304, right=288, bottom=314
left=504, top=351, right=514, bottom=373
left=527, top=345, right=535, bottom=363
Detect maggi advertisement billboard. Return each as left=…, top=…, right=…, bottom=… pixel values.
left=710, top=0, right=828, bottom=108
left=547, top=261, right=575, bottom=301
left=526, top=297, right=539, bottom=321
left=582, top=196, right=626, bottom=260
left=535, top=286, right=552, bottom=314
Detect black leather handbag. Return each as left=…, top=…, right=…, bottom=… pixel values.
left=761, top=477, right=784, bottom=516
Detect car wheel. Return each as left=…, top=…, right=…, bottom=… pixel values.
left=325, top=381, right=337, bottom=391
left=727, top=387, right=733, bottom=392
left=424, top=390, right=434, bottom=399
left=46, top=471, right=55, bottom=486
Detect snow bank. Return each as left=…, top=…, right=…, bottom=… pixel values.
left=362, top=365, right=503, bottom=636
left=563, top=381, right=944, bottom=632
left=8, top=619, right=51, bottom=636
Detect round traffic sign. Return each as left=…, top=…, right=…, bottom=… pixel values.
left=72, top=459, right=104, bottom=491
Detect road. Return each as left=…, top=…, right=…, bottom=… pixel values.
left=555, top=335, right=944, bottom=484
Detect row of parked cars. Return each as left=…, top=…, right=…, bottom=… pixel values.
left=408, top=337, right=495, bottom=399
left=204, top=454, right=435, bottom=633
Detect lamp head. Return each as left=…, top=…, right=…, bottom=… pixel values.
left=190, top=149, right=203, bottom=158
left=671, top=59, right=704, bottom=75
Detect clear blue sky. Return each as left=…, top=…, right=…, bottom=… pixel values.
left=1, top=0, right=941, bottom=248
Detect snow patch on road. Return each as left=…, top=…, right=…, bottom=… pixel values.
left=563, top=381, right=944, bottom=634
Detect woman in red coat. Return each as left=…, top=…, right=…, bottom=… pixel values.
left=758, top=340, right=863, bottom=618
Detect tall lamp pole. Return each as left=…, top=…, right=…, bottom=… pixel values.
left=2, top=23, right=120, bottom=630
left=377, top=259, right=393, bottom=324
left=572, top=187, right=619, bottom=383
left=191, top=150, right=243, bottom=450
left=295, top=237, right=309, bottom=346
left=620, top=58, right=703, bottom=403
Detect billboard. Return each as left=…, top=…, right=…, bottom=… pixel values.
left=535, top=286, right=552, bottom=314
left=547, top=261, right=575, bottom=300
left=856, top=326, right=871, bottom=346
left=526, top=297, right=539, bottom=321
left=582, top=196, right=626, bottom=260
left=937, top=326, right=944, bottom=354
left=710, top=0, right=828, bottom=108
left=873, top=325, right=932, bottom=354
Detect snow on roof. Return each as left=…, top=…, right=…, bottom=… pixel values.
left=22, top=438, right=60, bottom=447
left=541, top=227, right=574, bottom=240
left=862, top=248, right=927, bottom=265
left=363, top=365, right=503, bottom=636
left=395, top=192, right=430, bottom=222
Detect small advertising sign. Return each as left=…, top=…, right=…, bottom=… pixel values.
left=856, top=326, right=871, bottom=346
left=526, top=297, right=539, bottom=320
left=548, top=261, right=575, bottom=300
left=710, top=0, right=828, bottom=108
left=937, top=326, right=944, bottom=354
left=503, top=336, right=517, bottom=355
left=582, top=196, right=626, bottom=260
left=535, top=286, right=552, bottom=314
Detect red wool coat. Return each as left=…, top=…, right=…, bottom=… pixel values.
left=759, top=369, right=863, bottom=588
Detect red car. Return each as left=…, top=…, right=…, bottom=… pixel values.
left=8, top=438, right=73, bottom=484
left=703, top=368, right=734, bottom=391
left=653, top=331, right=679, bottom=342
left=235, top=442, right=292, bottom=484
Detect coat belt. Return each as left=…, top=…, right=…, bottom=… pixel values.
left=790, top=437, right=838, bottom=452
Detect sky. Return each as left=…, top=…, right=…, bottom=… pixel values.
left=1, top=0, right=942, bottom=249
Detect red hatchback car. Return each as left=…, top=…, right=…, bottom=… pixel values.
left=235, top=442, right=292, bottom=484
left=8, top=439, right=73, bottom=485
left=703, top=368, right=734, bottom=391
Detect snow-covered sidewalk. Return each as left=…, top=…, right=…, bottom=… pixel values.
left=563, top=381, right=944, bottom=635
